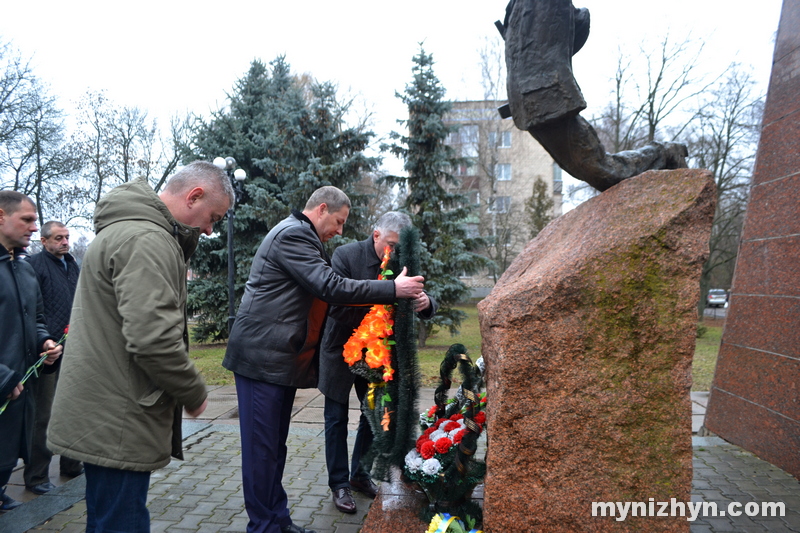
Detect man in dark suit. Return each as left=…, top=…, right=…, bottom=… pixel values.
left=318, top=211, right=437, bottom=513
left=24, top=221, right=83, bottom=494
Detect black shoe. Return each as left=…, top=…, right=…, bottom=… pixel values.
left=0, top=494, right=22, bottom=512
left=332, top=487, right=357, bottom=513
left=349, top=477, right=379, bottom=499
left=280, top=524, right=317, bottom=533
left=28, top=482, right=56, bottom=495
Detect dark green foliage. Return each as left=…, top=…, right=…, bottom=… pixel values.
left=185, top=57, right=379, bottom=341
left=382, top=47, right=489, bottom=343
left=525, top=176, right=554, bottom=239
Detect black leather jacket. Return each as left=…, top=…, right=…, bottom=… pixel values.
left=223, top=212, right=397, bottom=388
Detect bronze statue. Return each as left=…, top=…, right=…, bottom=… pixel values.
left=496, top=0, right=688, bottom=192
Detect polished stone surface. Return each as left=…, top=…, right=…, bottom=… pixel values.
left=704, top=0, right=800, bottom=479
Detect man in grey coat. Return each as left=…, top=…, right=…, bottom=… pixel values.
left=223, top=188, right=425, bottom=533
left=318, top=211, right=437, bottom=513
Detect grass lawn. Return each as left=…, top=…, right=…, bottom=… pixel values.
left=190, top=304, right=723, bottom=391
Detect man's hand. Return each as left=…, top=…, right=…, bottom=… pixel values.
left=42, top=339, right=63, bottom=366
left=6, top=382, right=23, bottom=400
left=394, top=266, right=424, bottom=299
left=185, top=399, right=208, bottom=418
left=413, top=292, right=431, bottom=312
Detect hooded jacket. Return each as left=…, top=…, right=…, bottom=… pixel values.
left=0, top=246, right=53, bottom=470
left=47, top=177, right=207, bottom=471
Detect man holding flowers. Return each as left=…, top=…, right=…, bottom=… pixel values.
left=224, top=190, right=426, bottom=533
left=318, top=211, right=437, bottom=514
left=0, top=191, right=62, bottom=512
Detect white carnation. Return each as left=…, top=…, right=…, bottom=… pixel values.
left=421, top=458, right=442, bottom=476
left=405, top=450, right=423, bottom=472
left=429, top=429, right=447, bottom=442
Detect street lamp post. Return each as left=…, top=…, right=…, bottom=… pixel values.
left=213, top=157, right=246, bottom=335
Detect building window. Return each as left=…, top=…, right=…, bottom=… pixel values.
left=495, top=163, right=512, bottom=181
left=460, top=125, right=479, bottom=158
left=553, top=163, right=563, bottom=194
left=489, top=131, right=512, bottom=148
left=489, top=196, right=511, bottom=213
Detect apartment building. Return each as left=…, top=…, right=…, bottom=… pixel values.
left=444, top=100, right=563, bottom=295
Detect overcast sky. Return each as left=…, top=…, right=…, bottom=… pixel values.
left=0, top=0, right=784, bottom=182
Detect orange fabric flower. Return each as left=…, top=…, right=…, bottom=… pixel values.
left=341, top=247, right=396, bottom=381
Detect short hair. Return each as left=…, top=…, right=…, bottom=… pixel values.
left=374, top=211, right=412, bottom=235
left=0, top=190, right=35, bottom=215
left=164, top=161, right=235, bottom=206
left=41, top=221, right=67, bottom=239
left=304, top=186, right=351, bottom=213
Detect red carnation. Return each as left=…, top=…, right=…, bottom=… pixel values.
left=427, top=405, right=437, bottom=417
left=434, top=437, right=453, bottom=454
left=435, top=418, right=449, bottom=429
left=473, top=412, right=486, bottom=425
left=420, top=440, right=436, bottom=459
left=423, top=426, right=436, bottom=437
left=416, top=434, right=428, bottom=452
left=453, top=429, right=467, bottom=443
left=443, top=421, right=460, bottom=432
left=449, top=413, right=464, bottom=421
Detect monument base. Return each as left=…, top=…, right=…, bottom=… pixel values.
left=361, top=477, right=484, bottom=533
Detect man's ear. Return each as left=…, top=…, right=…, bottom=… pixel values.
left=186, top=187, right=205, bottom=207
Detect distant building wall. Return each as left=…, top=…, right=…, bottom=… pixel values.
left=704, top=0, right=800, bottom=477
left=444, top=100, right=561, bottom=291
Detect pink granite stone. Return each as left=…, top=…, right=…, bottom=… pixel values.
left=478, top=169, right=715, bottom=532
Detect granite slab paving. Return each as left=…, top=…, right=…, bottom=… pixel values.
left=2, top=389, right=798, bottom=532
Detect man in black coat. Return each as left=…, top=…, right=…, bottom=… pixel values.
left=0, top=192, right=62, bottom=512
left=318, top=211, right=437, bottom=513
left=223, top=188, right=426, bottom=533
left=23, top=221, right=83, bottom=494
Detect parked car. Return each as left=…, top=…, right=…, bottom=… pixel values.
left=707, top=289, right=728, bottom=308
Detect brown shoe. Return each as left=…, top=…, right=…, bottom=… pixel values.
left=349, top=477, right=378, bottom=499
left=332, top=487, right=356, bottom=514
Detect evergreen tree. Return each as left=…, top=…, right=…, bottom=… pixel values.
left=186, top=57, right=379, bottom=341
left=525, top=177, right=554, bottom=239
left=383, top=47, right=488, bottom=345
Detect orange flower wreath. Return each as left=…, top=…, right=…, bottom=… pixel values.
left=342, top=246, right=396, bottom=382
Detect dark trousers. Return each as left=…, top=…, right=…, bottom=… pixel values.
left=84, top=462, right=150, bottom=533
left=323, top=376, right=373, bottom=490
left=0, top=468, right=12, bottom=499
left=235, top=373, right=295, bottom=533
left=24, top=370, right=82, bottom=486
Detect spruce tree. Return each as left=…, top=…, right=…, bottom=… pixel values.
left=383, top=47, right=487, bottom=344
left=186, top=57, right=379, bottom=341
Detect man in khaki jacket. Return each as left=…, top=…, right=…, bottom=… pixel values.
left=48, top=162, right=233, bottom=533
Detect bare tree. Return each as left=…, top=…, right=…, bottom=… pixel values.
left=568, top=34, right=717, bottom=205
left=68, top=90, right=179, bottom=224
left=685, top=66, right=763, bottom=313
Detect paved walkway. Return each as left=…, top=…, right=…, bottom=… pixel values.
left=1, top=388, right=799, bottom=532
